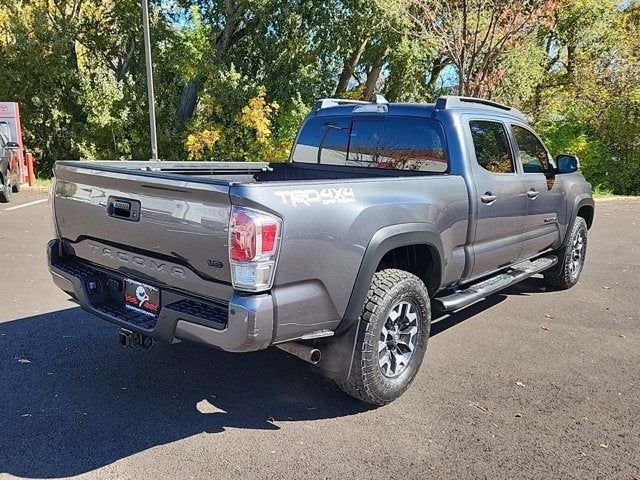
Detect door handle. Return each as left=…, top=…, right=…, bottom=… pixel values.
left=527, top=188, right=540, bottom=199
left=480, top=192, right=497, bottom=204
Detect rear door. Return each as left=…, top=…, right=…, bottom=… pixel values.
left=510, top=124, right=565, bottom=260
left=466, top=119, right=526, bottom=279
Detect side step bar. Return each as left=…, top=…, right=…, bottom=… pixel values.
left=433, top=256, right=558, bottom=312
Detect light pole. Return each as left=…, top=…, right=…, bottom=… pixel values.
left=141, top=0, right=159, bottom=160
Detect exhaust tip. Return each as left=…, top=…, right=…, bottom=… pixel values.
left=276, top=342, right=322, bottom=365
left=309, top=349, right=321, bottom=364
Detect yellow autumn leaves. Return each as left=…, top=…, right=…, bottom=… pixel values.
left=185, top=88, right=281, bottom=161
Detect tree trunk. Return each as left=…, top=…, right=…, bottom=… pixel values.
left=363, top=59, right=385, bottom=100
left=177, top=79, right=202, bottom=126
left=176, top=0, right=240, bottom=127
left=566, top=44, right=576, bottom=77
left=424, top=57, right=446, bottom=95
left=334, top=37, right=368, bottom=96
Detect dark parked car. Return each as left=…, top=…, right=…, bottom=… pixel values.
left=48, top=96, right=594, bottom=405
left=0, top=132, right=21, bottom=203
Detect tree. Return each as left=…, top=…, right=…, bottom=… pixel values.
left=396, top=0, right=556, bottom=96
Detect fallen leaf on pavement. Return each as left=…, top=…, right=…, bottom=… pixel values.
left=542, top=326, right=550, bottom=331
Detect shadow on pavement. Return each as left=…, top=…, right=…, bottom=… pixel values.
left=0, top=277, right=545, bottom=478
left=0, top=307, right=369, bottom=478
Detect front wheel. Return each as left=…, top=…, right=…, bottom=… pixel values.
left=337, top=269, right=431, bottom=406
left=544, top=217, right=588, bottom=289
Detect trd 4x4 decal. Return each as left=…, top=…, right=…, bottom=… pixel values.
left=274, top=188, right=356, bottom=207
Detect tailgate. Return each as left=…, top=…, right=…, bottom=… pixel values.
left=52, top=162, right=232, bottom=299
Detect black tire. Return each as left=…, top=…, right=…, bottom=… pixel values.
left=12, top=180, right=20, bottom=193
left=0, top=176, right=11, bottom=203
left=337, top=268, right=431, bottom=406
left=543, top=217, right=588, bottom=289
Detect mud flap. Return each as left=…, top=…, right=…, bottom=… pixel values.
left=310, top=319, right=360, bottom=382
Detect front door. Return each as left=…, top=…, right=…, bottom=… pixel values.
left=467, top=119, right=526, bottom=280
left=510, top=125, right=565, bottom=260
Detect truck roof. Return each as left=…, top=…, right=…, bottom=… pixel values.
left=313, top=95, right=527, bottom=122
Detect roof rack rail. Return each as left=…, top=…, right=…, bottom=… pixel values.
left=435, top=96, right=526, bottom=120
left=314, top=99, right=367, bottom=110
left=314, top=94, right=389, bottom=110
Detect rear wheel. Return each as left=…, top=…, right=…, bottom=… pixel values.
left=12, top=180, right=20, bottom=193
left=0, top=176, right=12, bottom=203
left=544, top=217, right=588, bottom=289
left=337, top=269, right=431, bottom=405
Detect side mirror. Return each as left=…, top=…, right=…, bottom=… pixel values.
left=5, top=141, right=19, bottom=149
left=556, top=154, right=579, bottom=174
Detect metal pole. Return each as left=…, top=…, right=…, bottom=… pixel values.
left=141, top=0, right=159, bottom=160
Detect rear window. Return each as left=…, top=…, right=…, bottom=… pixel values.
left=292, top=115, right=448, bottom=173
left=291, top=117, right=350, bottom=165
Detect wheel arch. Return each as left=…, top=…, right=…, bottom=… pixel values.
left=563, top=195, right=595, bottom=247
left=338, top=223, right=444, bottom=335
left=313, top=223, right=444, bottom=382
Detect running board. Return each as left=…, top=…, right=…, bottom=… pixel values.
left=433, top=256, right=558, bottom=312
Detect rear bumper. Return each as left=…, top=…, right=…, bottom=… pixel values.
left=47, top=239, right=274, bottom=352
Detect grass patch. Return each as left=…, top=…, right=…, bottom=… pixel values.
left=592, top=185, right=639, bottom=201
left=592, top=185, right=616, bottom=199
left=32, top=177, right=52, bottom=189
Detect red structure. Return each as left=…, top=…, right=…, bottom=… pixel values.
left=0, top=102, right=31, bottom=186
left=25, top=152, right=36, bottom=186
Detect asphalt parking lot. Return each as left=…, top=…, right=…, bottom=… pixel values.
left=0, top=190, right=638, bottom=480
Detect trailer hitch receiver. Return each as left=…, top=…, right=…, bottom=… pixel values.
left=118, top=328, right=153, bottom=350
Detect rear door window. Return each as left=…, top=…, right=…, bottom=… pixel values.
left=469, top=120, right=515, bottom=174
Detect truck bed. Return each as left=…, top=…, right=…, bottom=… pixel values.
left=62, top=160, right=436, bottom=185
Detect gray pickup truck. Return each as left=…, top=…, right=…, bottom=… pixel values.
left=48, top=96, right=594, bottom=405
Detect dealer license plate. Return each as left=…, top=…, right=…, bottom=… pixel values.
left=123, top=279, right=160, bottom=317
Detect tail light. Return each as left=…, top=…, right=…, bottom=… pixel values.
left=229, top=206, right=282, bottom=292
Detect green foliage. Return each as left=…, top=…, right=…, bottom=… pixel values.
left=0, top=0, right=637, bottom=194
left=183, top=67, right=309, bottom=162
left=531, top=0, right=640, bottom=195
left=491, top=41, right=547, bottom=110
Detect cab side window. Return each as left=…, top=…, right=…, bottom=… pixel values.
left=512, top=125, right=551, bottom=173
left=469, top=120, right=515, bottom=174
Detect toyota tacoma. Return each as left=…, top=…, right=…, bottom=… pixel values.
left=48, top=96, right=594, bottom=405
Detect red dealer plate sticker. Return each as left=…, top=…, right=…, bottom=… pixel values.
left=123, top=279, right=160, bottom=317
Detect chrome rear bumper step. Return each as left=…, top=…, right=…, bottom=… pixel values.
left=433, top=256, right=558, bottom=312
